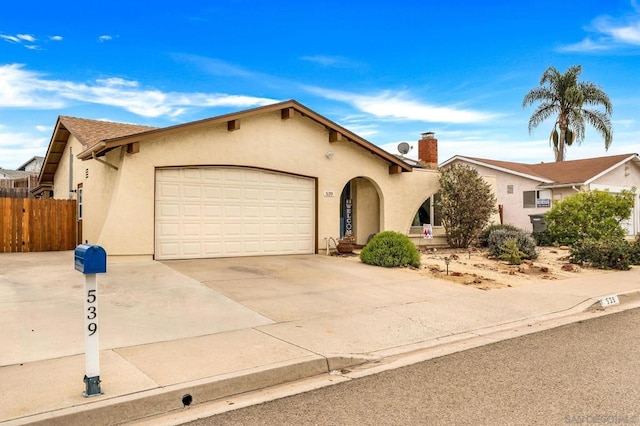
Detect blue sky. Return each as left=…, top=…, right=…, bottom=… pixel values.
left=1, top=0, right=639, bottom=169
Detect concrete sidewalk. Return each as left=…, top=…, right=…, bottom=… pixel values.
left=2, top=252, right=640, bottom=425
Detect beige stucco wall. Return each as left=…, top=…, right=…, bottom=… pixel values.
left=56, top=110, right=446, bottom=259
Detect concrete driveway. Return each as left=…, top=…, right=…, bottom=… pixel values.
left=0, top=251, right=466, bottom=367
left=162, top=254, right=472, bottom=323
left=0, top=251, right=275, bottom=366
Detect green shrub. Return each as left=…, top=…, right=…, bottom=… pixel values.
left=439, top=164, right=497, bottom=248
left=488, top=229, right=538, bottom=260
left=360, top=231, right=420, bottom=268
left=545, top=189, right=634, bottom=245
left=629, top=235, right=640, bottom=265
left=478, top=224, right=521, bottom=247
left=497, top=238, right=528, bottom=265
left=570, top=237, right=631, bottom=270
left=532, top=229, right=555, bottom=247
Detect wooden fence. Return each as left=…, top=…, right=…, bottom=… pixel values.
left=0, top=198, right=77, bottom=253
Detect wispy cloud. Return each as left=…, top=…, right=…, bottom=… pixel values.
left=1, top=33, right=59, bottom=49
left=301, top=55, right=366, bottom=69
left=305, top=86, right=498, bottom=124
left=175, top=55, right=266, bottom=80
left=98, top=35, right=114, bottom=42
left=0, top=64, right=64, bottom=108
left=0, top=130, right=48, bottom=169
left=0, top=63, right=278, bottom=118
left=0, top=34, right=20, bottom=43
left=558, top=4, right=640, bottom=52
left=17, top=34, right=36, bottom=42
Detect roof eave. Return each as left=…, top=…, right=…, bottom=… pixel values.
left=38, top=117, right=70, bottom=185
left=80, top=100, right=413, bottom=172
left=440, top=155, right=551, bottom=183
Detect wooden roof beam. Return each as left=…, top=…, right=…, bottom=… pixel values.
left=227, top=119, right=240, bottom=131
left=389, top=164, right=404, bottom=174
left=126, top=142, right=140, bottom=154
left=281, top=107, right=295, bottom=120
left=329, top=130, right=345, bottom=143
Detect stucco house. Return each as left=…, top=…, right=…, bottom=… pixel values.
left=441, top=154, right=640, bottom=235
left=36, top=100, right=476, bottom=260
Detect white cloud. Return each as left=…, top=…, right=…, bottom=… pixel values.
left=35, top=125, right=49, bottom=132
left=0, top=33, right=43, bottom=49
left=0, top=34, right=20, bottom=43
left=558, top=7, right=640, bottom=52
left=0, top=64, right=64, bottom=108
left=0, top=63, right=278, bottom=118
left=98, top=35, right=113, bottom=42
left=301, top=55, right=365, bottom=69
left=0, top=131, right=48, bottom=169
left=17, top=34, right=36, bottom=42
left=50, top=35, right=63, bottom=41
left=305, top=86, right=498, bottom=124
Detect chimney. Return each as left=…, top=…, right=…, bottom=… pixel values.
left=418, top=132, right=438, bottom=169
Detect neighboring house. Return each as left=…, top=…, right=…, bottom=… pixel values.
left=17, top=156, right=45, bottom=173
left=38, top=100, right=484, bottom=260
left=0, top=156, right=44, bottom=198
left=441, top=154, right=640, bottom=235
left=0, top=165, right=39, bottom=198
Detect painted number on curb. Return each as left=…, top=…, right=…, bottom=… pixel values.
left=87, top=289, right=98, bottom=336
left=599, top=295, right=620, bottom=308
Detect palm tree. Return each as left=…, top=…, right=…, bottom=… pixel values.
left=522, top=65, right=612, bottom=162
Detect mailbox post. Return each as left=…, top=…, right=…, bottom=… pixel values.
left=74, top=244, right=107, bottom=397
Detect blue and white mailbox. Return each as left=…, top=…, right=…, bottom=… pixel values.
left=74, top=244, right=107, bottom=397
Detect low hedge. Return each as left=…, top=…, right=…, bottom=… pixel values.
left=360, top=231, right=420, bottom=268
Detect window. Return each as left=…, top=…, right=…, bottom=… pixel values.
left=523, top=190, right=552, bottom=208
left=507, top=185, right=514, bottom=194
left=77, top=185, right=83, bottom=220
left=411, top=193, right=442, bottom=230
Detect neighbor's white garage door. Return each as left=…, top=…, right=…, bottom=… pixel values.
left=155, top=167, right=315, bottom=260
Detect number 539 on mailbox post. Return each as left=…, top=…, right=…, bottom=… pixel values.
left=74, top=244, right=107, bottom=397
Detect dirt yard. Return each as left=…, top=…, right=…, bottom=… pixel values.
left=415, top=246, right=610, bottom=290
left=342, top=245, right=612, bottom=290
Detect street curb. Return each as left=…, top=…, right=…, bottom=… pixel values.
left=4, top=356, right=366, bottom=426
left=5, top=291, right=640, bottom=426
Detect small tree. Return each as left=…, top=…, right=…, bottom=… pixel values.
left=545, top=189, right=635, bottom=245
left=439, top=164, right=497, bottom=248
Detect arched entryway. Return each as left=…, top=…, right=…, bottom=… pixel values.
left=340, top=177, right=381, bottom=245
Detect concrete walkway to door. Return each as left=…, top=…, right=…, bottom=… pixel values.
left=1, top=251, right=640, bottom=425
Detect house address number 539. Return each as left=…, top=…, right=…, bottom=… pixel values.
left=87, top=289, right=98, bottom=336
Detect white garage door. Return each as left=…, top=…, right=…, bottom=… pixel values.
left=155, top=167, right=315, bottom=260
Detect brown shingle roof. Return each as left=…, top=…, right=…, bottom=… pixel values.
left=464, top=157, right=551, bottom=180
left=59, top=116, right=157, bottom=149
left=464, top=154, right=638, bottom=186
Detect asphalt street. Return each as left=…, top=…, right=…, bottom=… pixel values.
left=184, top=308, right=640, bottom=426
